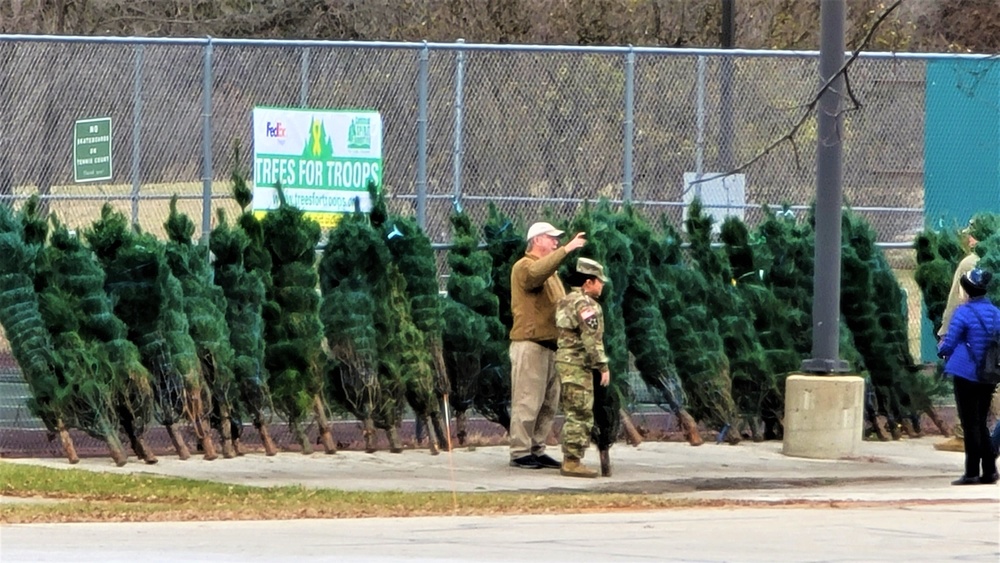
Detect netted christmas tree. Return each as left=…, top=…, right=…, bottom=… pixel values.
left=319, top=199, right=403, bottom=453
left=164, top=196, right=239, bottom=458
left=972, top=214, right=1000, bottom=297
left=24, top=201, right=126, bottom=465
left=616, top=209, right=715, bottom=447
left=969, top=213, right=1000, bottom=257
left=41, top=209, right=157, bottom=463
left=209, top=149, right=278, bottom=455
left=86, top=203, right=205, bottom=459
left=870, top=244, right=942, bottom=439
left=914, top=228, right=963, bottom=337
left=380, top=263, right=437, bottom=452
left=441, top=209, right=510, bottom=444
left=755, top=206, right=816, bottom=357
left=482, top=203, right=525, bottom=334
left=0, top=205, right=80, bottom=463
left=960, top=213, right=1000, bottom=310
left=720, top=215, right=797, bottom=439
left=684, top=199, right=771, bottom=442
left=377, top=191, right=449, bottom=453
left=752, top=206, right=881, bottom=438
left=840, top=209, right=925, bottom=440
left=260, top=186, right=337, bottom=454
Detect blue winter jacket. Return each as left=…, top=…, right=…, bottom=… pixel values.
left=938, top=296, right=1000, bottom=382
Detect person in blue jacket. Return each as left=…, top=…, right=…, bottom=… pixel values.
left=937, top=268, right=1000, bottom=485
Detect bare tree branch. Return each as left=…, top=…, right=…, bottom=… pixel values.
left=692, top=0, right=903, bottom=186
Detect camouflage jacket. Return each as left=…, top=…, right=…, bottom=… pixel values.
left=555, top=287, right=608, bottom=372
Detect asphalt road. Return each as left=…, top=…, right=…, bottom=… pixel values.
left=2, top=503, right=998, bottom=563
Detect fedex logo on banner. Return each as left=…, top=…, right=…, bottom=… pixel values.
left=266, top=121, right=286, bottom=140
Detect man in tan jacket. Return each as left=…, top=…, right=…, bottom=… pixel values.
left=508, top=221, right=586, bottom=469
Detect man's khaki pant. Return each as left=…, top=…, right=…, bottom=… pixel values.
left=508, top=340, right=560, bottom=460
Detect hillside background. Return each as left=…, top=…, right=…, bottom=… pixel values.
left=2, top=0, right=999, bottom=53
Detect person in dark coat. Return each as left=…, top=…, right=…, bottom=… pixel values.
left=937, top=268, right=1000, bottom=485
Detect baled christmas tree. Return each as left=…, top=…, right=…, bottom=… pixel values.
left=608, top=210, right=709, bottom=446
left=21, top=199, right=128, bottom=466
left=841, top=209, right=922, bottom=439
left=260, top=186, right=337, bottom=454
left=319, top=203, right=404, bottom=453
left=376, top=189, right=449, bottom=453
left=87, top=203, right=207, bottom=459
left=719, top=215, right=795, bottom=439
left=210, top=146, right=278, bottom=455
left=483, top=203, right=525, bottom=335
left=685, top=199, right=768, bottom=442
left=0, top=205, right=81, bottom=463
left=442, top=210, right=510, bottom=444
left=41, top=209, right=157, bottom=463
left=165, top=196, right=239, bottom=458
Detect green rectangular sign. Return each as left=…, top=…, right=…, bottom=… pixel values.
left=74, top=117, right=112, bottom=182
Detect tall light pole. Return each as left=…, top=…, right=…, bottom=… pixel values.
left=801, top=0, right=849, bottom=374
left=783, top=0, right=862, bottom=460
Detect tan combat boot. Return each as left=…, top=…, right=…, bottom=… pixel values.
left=934, top=436, right=965, bottom=452
left=560, top=456, right=598, bottom=478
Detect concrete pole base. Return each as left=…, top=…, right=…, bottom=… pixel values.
left=782, top=373, right=864, bottom=459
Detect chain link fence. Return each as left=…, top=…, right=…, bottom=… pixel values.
left=0, top=36, right=974, bottom=456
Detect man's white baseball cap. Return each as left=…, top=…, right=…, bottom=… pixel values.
left=525, top=222, right=565, bottom=241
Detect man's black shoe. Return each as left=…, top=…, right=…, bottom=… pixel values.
left=510, top=455, right=542, bottom=469
left=951, top=475, right=980, bottom=486
left=980, top=472, right=999, bottom=485
left=533, top=453, right=562, bottom=469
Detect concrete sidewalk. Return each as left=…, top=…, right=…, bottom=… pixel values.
left=3, top=436, right=998, bottom=504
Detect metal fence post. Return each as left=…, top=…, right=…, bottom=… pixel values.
left=200, top=37, right=214, bottom=244
left=719, top=0, right=735, bottom=170
left=453, top=39, right=465, bottom=210
left=130, top=44, right=144, bottom=225
left=695, top=55, right=706, bottom=197
left=623, top=46, right=635, bottom=204
left=300, top=47, right=310, bottom=107
left=416, top=42, right=429, bottom=229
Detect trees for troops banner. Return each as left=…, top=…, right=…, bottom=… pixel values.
left=252, top=107, right=383, bottom=228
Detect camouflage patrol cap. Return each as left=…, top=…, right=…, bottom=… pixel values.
left=576, top=257, right=609, bottom=282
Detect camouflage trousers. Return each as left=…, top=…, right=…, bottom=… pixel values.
left=557, top=363, right=594, bottom=460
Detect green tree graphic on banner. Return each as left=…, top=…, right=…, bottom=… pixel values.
left=302, top=118, right=334, bottom=159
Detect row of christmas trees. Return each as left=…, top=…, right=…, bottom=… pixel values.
left=2, top=159, right=959, bottom=465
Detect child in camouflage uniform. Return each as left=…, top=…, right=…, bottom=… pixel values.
left=555, top=258, right=610, bottom=478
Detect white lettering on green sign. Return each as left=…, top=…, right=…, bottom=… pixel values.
left=255, top=156, right=381, bottom=190
left=73, top=118, right=112, bottom=182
